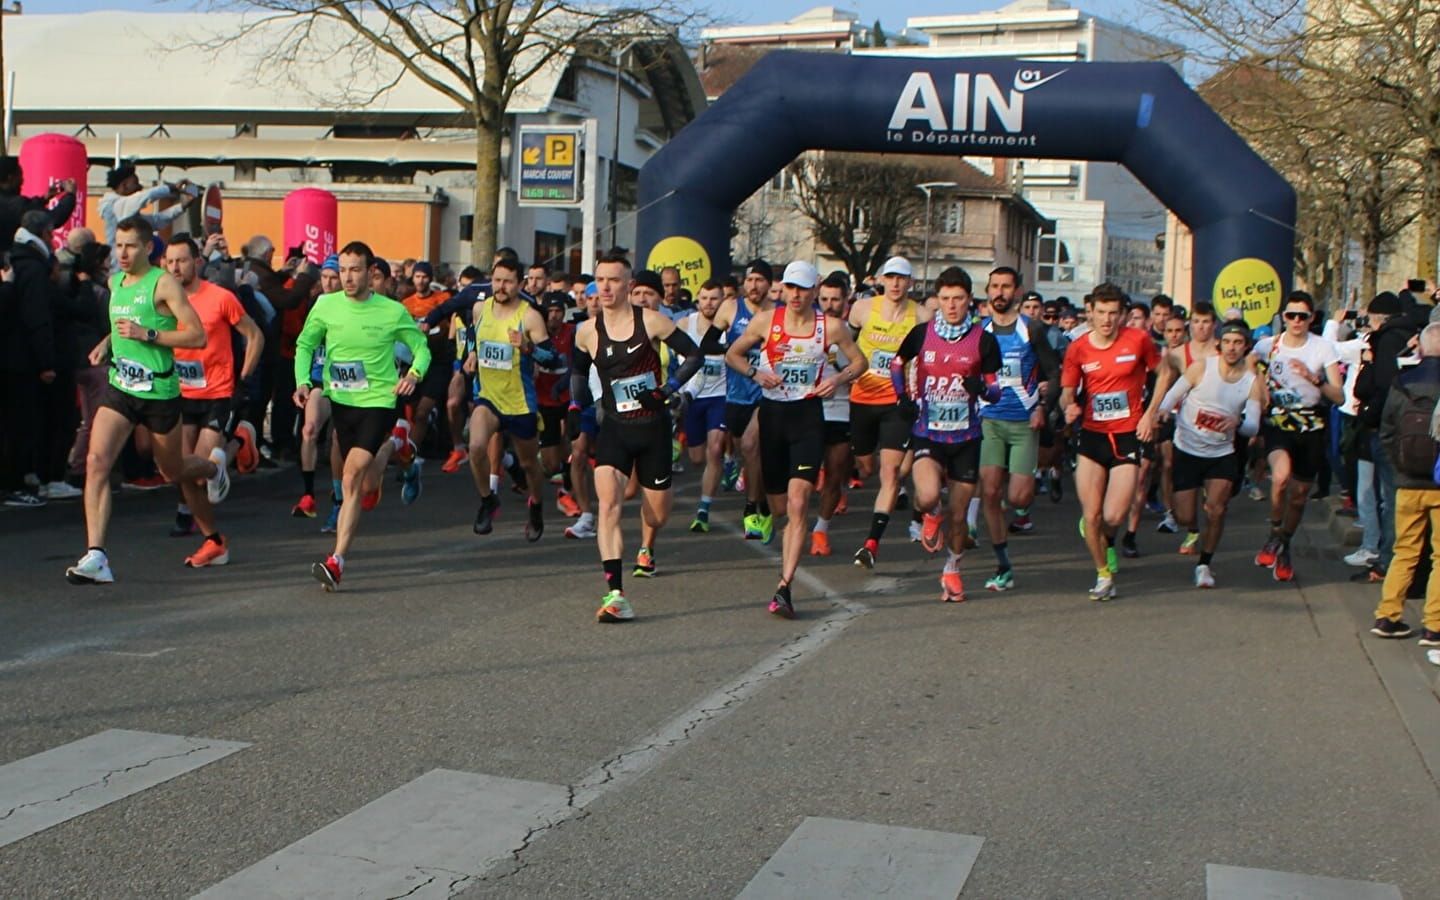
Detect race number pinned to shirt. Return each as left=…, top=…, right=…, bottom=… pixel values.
left=612, top=372, right=657, bottom=413
left=869, top=348, right=895, bottom=377
left=998, top=355, right=1023, bottom=389
left=329, top=360, right=369, bottom=392
left=176, top=359, right=206, bottom=390
left=928, top=399, right=969, bottom=432
left=479, top=340, right=515, bottom=370
left=1091, top=391, right=1130, bottom=422
left=777, top=357, right=817, bottom=389
left=114, top=357, right=155, bottom=393
left=703, top=357, right=725, bottom=378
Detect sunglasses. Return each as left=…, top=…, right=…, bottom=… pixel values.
left=1283, top=310, right=1312, bottom=321
left=1042, top=314, right=1057, bottom=320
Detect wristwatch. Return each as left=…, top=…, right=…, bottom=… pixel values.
left=746, top=364, right=758, bottom=379
left=146, top=328, right=158, bottom=343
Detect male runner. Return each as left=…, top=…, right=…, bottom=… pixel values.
left=1060, top=283, right=1162, bottom=600
left=294, top=255, right=340, bottom=524
left=464, top=258, right=557, bottom=541
left=850, top=255, right=934, bottom=568
left=400, top=261, right=453, bottom=464
left=535, top=292, right=582, bottom=517
left=164, top=235, right=264, bottom=566
left=977, top=266, right=1060, bottom=591
left=1156, top=320, right=1261, bottom=587
left=677, top=279, right=728, bottom=532
left=811, top=271, right=856, bottom=556
left=572, top=254, right=702, bottom=621
left=893, top=267, right=1002, bottom=602
left=726, top=260, right=864, bottom=616
left=293, top=241, right=431, bottom=590
left=66, top=216, right=227, bottom=584
left=1249, top=291, right=1343, bottom=581
left=564, top=284, right=603, bottom=539
left=711, top=259, right=776, bottom=540
left=1146, top=301, right=1219, bottom=551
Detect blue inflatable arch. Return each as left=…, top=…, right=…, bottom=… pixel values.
left=638, top=52, right=1295, bottom=325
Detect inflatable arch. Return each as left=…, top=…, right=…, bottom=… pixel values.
left=638, top=52, right=1295, bottom=327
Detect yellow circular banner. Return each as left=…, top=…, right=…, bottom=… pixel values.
left=1212, top=257, right=1282, bottom=328
left=646, top=236, right=712, bottom=293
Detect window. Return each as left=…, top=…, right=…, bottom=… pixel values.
left=1038, top=235, right=1076, bottom=283
left=938, top=200, right=964, bottom=235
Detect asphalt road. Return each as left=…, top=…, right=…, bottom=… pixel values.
left=1, top=458, right=1436, bottom=899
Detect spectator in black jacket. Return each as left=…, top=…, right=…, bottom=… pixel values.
left=0, top=156, right=77, bottom=256
left=1, top=210, right=60, bottom=506
left=1354, top=291, right=1420, bottom=576
left=65, top=241, right=111, bottom=482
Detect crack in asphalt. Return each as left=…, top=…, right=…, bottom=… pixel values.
left=0, top=741, right=215, bottom=824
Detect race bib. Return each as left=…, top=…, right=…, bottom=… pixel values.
left=998, top=356, right=1022, bottom=389
left=927, top=399, right=969, bottom=432
left=479, top=340, right=514, bottom=370
left=777, top=357, right=816, bottom=388
left=612, top=371, right=657, bottom=413
left=1091, top=391, right=1130, bottom=422
left=1194, top=408, right=1231, bottom=433
left=868, top=348, right=895, bottom=376
left=176, top=358, right=206, bottom=389
left=114, top=357, right=154, bottom=392
left=329, top=360, right=369, bottom=392
left=703, top=357, right=725, bottom=378
left=1271, top=388, right=1301, bottom=409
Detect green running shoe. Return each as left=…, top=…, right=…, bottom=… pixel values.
left=757, top=513, right=775, bottom=545
left=743, top=513, right=763, bottom=540
left=1106, top=546, right=1119, bottom=573
left=690, top=509, right=710, bottom=533
left=596, top=590, right=634, bottom=622
left=984, top=569, right=1015, bottom=592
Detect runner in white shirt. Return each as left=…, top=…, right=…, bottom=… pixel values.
left=677, top=280, right=729, bottom=533
left=811, top=271, right=855, bottom=556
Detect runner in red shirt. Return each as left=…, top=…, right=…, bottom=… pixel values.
left=1060, top=283, right=1161, bottom=600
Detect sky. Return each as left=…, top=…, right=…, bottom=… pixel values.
left=40, top=0, right=1145, bottom=41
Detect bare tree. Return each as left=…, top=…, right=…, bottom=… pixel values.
left=788, top=152, right=942, bottom=282
left=196, top=1, right=695, bottom=264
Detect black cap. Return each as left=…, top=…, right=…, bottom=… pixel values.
left=1217, top=320, right=1252, bottom=342
left=372, top=258, right=392, bottom=280
left=106, top=165, right=136, bottom=190
left=1368, top=291, right=1401, bottom=316
left=1022, top=290, right=1043, bottom=302
left=743, top=258, right=773, bottom=281
left=541, top=290, right=571, bottom=311
left=633, top=269, right=664, bottom=294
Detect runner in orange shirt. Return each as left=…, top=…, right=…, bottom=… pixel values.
left=398, top=261, right=453, bottom=473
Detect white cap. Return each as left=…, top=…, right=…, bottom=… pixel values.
left=880, top=256, right=912, bottom=277
left=781, top=260, right=819, bottom=288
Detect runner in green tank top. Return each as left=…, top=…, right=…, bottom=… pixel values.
left=66, top=216, right=232, bottom=586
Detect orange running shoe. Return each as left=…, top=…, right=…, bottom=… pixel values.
left=185, top=535, right=229, bottom=568
left=441, top=448, right=467, bottom=473
left=391, top=422, right=414, bottom=465
left=556, top=489, right=582, bottom=517
left=834, top=491, right=849, bottom=516
left=361, top=483, right=382, bottom=511
left=920, top=513, right=943, bottom=554
left=292, top=494, right=318, bottom=518
left=232, top=420, right=260, bottom=474
left=809, top=531, right=831, bottom=556
left=941, top=570, right=965, bottom=603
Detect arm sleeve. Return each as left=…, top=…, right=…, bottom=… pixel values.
left=570, top=346, right=595, bottom=409
left=1159, top=376, right=1193, bottom=414
left=699, top=325, right=727, bottom=356
left=1239, top=399, right=1261, bottom=438
left=422, top=291, right=472, bottom=329
left=890, top=325, right=926, bottom=398
left=662, top=327, right=704, bottom=393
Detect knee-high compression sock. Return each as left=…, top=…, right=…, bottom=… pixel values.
left=868, top=512, right=890, bottom=542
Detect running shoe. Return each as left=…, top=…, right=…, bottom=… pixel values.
left=1417, top=629, right=1440, bottom=647
left=769, top=583, right=796, bottom=619
left=1088, top=574, right=1116, bottom=601
left=1107, top=546, right=1120, bottom=572
left=1047, top=470, right=1063, bottom=503
left=964, top=526, right=978, bottom=550
left=1156, top=511, right=1178, bottom=533
left=809, top=531, right=831, bottom=556
left=757, top=513, right=775, bottom=545
left=743, top=513, right=763, bottom=540
left=232, top=420, right=260, bottom=474
left=122, top=474, right=168, bottom=491
left=4, top=490, right=45, bottom=507
left=361, top=483, right=382, bottom=511
left=1255, top=535, right=1282, bottom=568
left=392, top=423, right=415, bottom=465
left=441, top=448, right=467, bottom=473
left=473, top=493, right=500, bottom=535
left=1370, top=617, right=1414, bottom=639
left=65, top=549, right=114, bottom=585
left=206, top=448, right=230, bottom=503
left=525, top=496, right=544, bottom=541
left=1078, top=515, right=1087, bottom=539
left=941, top=571, right=965, bottom=603
left=1178, top=532, right=1200, bottom=555
left=736, top=471, right=746, bottom=494
left=920, top=513, right=943, bottom=554
left=401, top=460, right=423, bottom=506
left=292, top=494, right=318, bottom=519
left=908, top=520, right=924, bottom=543
left=171, top=511, right=197, bottom=536
left=689, top=509, right=710, bottom=533
left=1194, top=564, right=1215, bottom=589
left=634, top=547, right=656, bottom=577
left=557, top=490, right=582, bottom=518
left=834, top=491, right=849, bottom=515
left=1350, top=565, right=1385, bottom=583
left=565, top=512, right=596, bottom=539
left=1120, top=539, right=1140, bottom=559
left=43, top=481, right=82, bottom=500
left=321, top=502, right=340, bottom=535
left=185, top=535, right=229, bottom=568
left=596, top=589, right=634, bottom=622
left=502, top=450, right=528, bottom=493
left=1272, top=547, right=1294, bottom=581
left=1008, top=514, right=1035, bottom=534
left=854, top=538, right=878, bottom=569
left=1247, top=484, right=1265, bottom=502
left=984, top=569, right=1015, bottom=592
left=1145, top=500, right=1164, bottom=515
left=312, top=555, right=342, bottom=592
left=1343, top=547, right=1379, bottom=568
left=721, top=458, right=739, bottom=491
left=847, top=475, right=863, bottom=490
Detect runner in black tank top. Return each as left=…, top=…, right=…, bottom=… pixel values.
left=596, top=306, right=665, bottom=423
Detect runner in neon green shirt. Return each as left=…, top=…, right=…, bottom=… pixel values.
left=293, top=241, right=431, bottom=591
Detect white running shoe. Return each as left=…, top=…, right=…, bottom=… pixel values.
left=1155, top=511, right=1178, bottom=534
left=1194, top=564, right=1216, bottom=589
left=565, top=512, right=597, bottom=539
left=1088, top=574, right=1116, bottom=601
left=43, top=481, right=83, bottom=500
left=908, top=520, right=924, bottom=542
left=1343, top=547, right=1378, bottom=568
left=66, top=549, right=114, bottom=584
left=207, top=448, right=231, bottom=503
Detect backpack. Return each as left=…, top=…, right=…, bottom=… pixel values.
left=1392, top=382, right=1440, bottom=480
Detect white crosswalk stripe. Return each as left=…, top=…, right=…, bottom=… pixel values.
left=1207, top=863, right=1403, bottom=899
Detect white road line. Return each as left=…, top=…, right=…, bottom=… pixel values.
left=1207, top=863, right=1403, bottom=899
left=737, top=816, right=985, bottom=900
left=194, top=770, right=571, bottom=899
left=0, top=729, right=249, bottom=849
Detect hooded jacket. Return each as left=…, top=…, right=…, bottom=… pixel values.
left=3, top=230, right=58, bottom=374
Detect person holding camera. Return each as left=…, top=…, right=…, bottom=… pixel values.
left=98, top=165, right=195, bottom=248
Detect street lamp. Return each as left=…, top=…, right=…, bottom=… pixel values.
left=915, top=181, right=958, bottom=295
